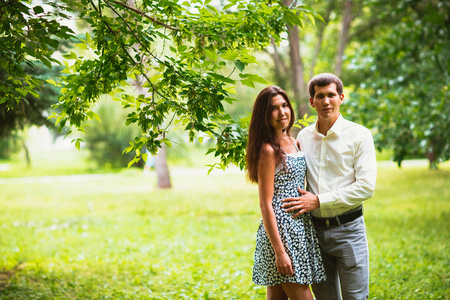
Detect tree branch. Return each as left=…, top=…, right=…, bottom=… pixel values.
left=103, top=0, right=189, bottom=94
left=106, top=0, right=180, bottom=31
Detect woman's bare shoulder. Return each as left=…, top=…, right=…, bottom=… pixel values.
left=258, top=143, right=276, bottom=171
left=260, top=143, right=275, bottom=157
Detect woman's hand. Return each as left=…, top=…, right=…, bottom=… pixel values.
left=275, top=251, right=294, bottom=276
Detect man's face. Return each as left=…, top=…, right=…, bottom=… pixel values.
left=310, top=83, right=344, bottom=123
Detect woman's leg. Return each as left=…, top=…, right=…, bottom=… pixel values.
left=267, top=285, right=288, bottom=300
left=281, top=283, right=313, bottom=300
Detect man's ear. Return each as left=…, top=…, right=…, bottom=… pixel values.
left=340, top=94, right=344, bottom=104
left=309, top=97, right=315, bottom=107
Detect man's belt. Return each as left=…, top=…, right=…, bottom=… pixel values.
left=312, top=206, right=363, bottom=228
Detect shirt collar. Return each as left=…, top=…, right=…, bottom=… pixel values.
left=314, top=114, right=345, bottom=136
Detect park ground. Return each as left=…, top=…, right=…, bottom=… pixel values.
left=0, top=142, right=449, bottom=299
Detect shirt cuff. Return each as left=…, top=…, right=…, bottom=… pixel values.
left=318, top=192, right=334, bottom=210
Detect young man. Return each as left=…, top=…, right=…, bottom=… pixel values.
left=282, top=73, right=377, bottom=299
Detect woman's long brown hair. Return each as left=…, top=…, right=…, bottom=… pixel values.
left=246, top=86, right=295, bottom=183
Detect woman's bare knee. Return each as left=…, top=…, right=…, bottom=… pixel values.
left=280, top=283, right=313, bottom=300
left=267, top=285, right=288, bottom=300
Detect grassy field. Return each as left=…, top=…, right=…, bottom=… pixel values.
left=0, top=148, right=449, bottom=299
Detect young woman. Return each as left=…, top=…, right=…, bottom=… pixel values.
left=246, top=86, right=326, bottom=300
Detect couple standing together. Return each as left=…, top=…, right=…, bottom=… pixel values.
left=246, top=73, right=377, bottom=300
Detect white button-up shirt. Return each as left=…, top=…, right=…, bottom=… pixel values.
left=297, top=115, right=377, bottom=218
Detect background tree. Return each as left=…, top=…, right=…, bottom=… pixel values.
left=0, top=63, right=62, bottom=165
left=84, top=100, right=143, bottom=168
left=343, top=0, right=450, bottom=169
left=268, top=0, right=449, bottom=168
left=268, top=0, right=357, bottom=121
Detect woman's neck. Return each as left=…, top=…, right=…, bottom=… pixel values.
left=275, top=131, right=289, bottom=143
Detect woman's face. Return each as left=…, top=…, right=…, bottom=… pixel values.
left=269, top=94, right=291, bottom=131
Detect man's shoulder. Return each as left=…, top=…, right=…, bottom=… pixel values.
left=298, top=124, right=316, bottom=137
left=341, top=118, right=371, bottom=134
left=339, top=118, right=373, bottom=144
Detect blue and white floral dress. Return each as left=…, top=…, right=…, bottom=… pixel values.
left=252, top=146, right=326, bottom=286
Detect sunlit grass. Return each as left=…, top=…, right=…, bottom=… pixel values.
left=365, top=162, right=450, bottom=299
left=0, top=150, right=449, bottom=299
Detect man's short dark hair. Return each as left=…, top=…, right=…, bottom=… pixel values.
left=308, top=73, right=343, bottom=98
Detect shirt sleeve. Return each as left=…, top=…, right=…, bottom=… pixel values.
left=318, top=129, right=377, bottom=210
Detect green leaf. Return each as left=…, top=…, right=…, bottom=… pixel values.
left=39, top=56, right=52, bottom=68
left=284, top=10, right=303, bottom=28
left=28, top=89, right=40, bottom=98
left=205, top=49, right=217, bottom=62
left=72, top=138, right=84, bottom=150
left=62, top=52, right=77, bottom=60
left=122, top=145, right=134, bottom=155
left=220, top=50, right=239, bottom=61
left=307, top=13, right=316, bottom=26
left=239, top=54, right=256, bottom=64
left=239, top=73, right=268, bottom=84
left=207, top=72, right=235, bottom=84
left=33, top=6, right=44, bottom=14
left=142, top=153, right=148, bottom=164
left=222, top=2, right=235, bottom=10
left=206, top=5, right=218, bottom=14
left=259, top=3, right=271, bottom=14
left=127, top=156, right=140, bottom=168
left=235, top=60, right=245, bottom=72
left=87, top=111, right=102, bottom=123
left=46, top=79, right=57, bottom=86
left=48, top=39, right=59, bottom=49
left=241, top=79, right=255, bottom=88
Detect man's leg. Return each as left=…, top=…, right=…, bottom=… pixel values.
left=312, top=226, right=342, bottom=300
left=337, top=217, right=369, bottom=300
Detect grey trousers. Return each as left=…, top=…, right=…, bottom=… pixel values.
left=312, top=216, right=369, bottom=300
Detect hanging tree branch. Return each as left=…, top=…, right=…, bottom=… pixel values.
left=52, top=0, right=322, bottom=170
left=107, top=0, right=180, bottom=31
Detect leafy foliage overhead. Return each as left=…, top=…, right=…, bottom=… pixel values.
left=0, top=0, right=76, bottom=149
left=0, top=0, right=75, bottom=108
left=50, top=0, right=321, bottom=170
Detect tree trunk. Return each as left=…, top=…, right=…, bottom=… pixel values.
left=283, top=0, right=309, bottom=120
left=269, top=37, right=288, bottom=87
left=335, top=0, right=353, bottom=76
left=23, top=140, right=31, bottom=168
left=154, top=145, right=172, bottom=188
left=426, top=144, right=439, bottom=170
left=133, top=74, right=172, bottom=188
left=288, top=25, right=309, bottom=120
left=310, top=0, right=336, bottom=79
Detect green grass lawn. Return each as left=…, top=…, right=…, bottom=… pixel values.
left=0, top=150, right=449, bottom=299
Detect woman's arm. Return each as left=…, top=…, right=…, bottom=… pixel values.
left=257, top=144, right=293, bottom=276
